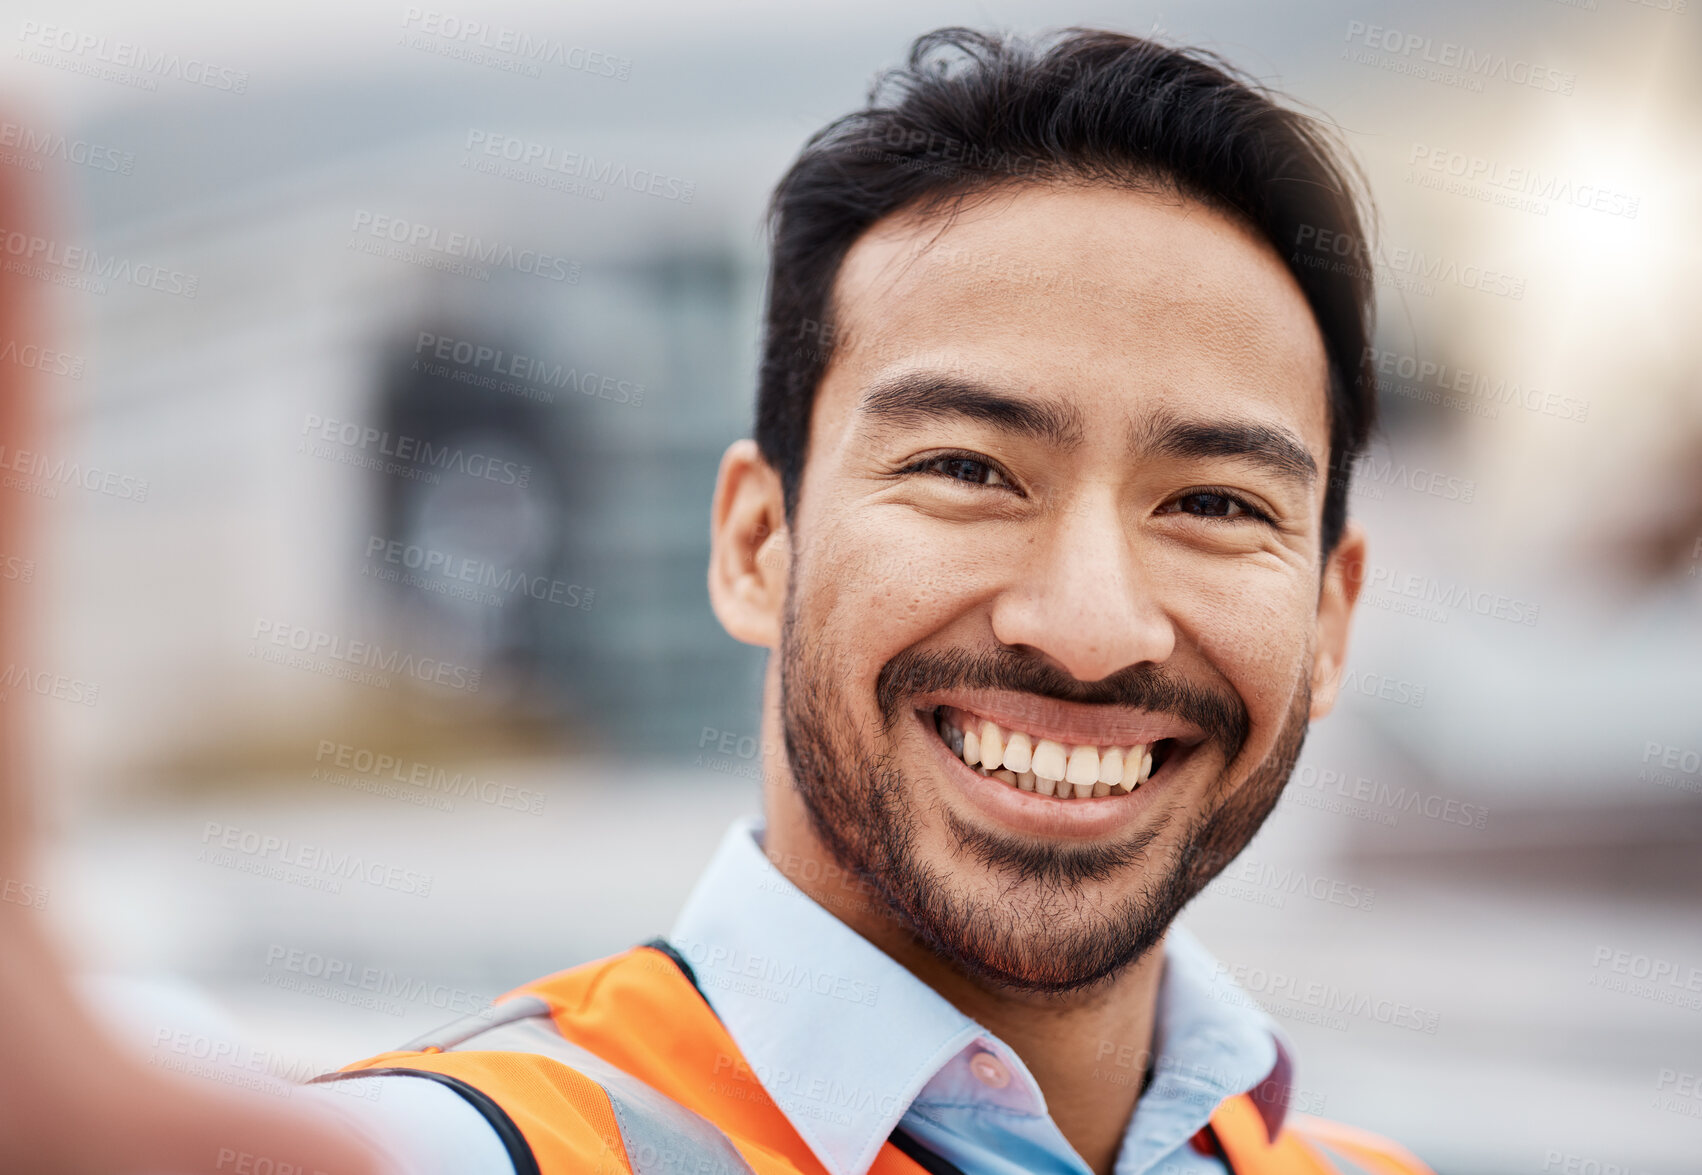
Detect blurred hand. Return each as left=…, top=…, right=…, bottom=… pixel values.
left=0, top=134, right=383, bottom=1175
left=0, top=899, right=386, bottom=1175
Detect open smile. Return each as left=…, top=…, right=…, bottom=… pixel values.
left=925, top=704, right=1191, bottom=799
left=909, top=697, right=1207, bottom=839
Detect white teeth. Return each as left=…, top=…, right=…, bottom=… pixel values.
left=1031, top=739, right=1067, bottom=781
left=1098, top=747, right=1124, bottom=786
left=942, top=711, right=1172, bottom=801
left=1001, top=731, right=1032, bottom=774
left=1065, top=745, right=1099, bottom=787
left=979, top=722, right=1004, bottom=775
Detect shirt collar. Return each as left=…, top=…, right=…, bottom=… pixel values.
left=669, top=816, right=1291, bottom=1175
left=1116, top=925, right=1293, bottom=1173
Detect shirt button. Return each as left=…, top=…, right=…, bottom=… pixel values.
left=969, top=1050, right=1011, bottom=1089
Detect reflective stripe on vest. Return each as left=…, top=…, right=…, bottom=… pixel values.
left=323, top=945, right=1435, bottom=1175
left=318, top=994, right=754, bottom=1175
left=449, top=1005, right=754, bottom=1175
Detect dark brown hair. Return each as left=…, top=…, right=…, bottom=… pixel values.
left=755, top=26, right=1377, bottom=553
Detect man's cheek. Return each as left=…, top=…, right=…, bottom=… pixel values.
left=1172, top=594, right=1310, bottom=730
left=807, top=521, right=990, bottom=627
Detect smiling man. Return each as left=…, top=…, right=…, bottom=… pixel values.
left=318, top=27, right=1433, bottom=1175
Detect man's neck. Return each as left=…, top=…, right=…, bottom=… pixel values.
left=762, top=793, right=1165, bottom=1175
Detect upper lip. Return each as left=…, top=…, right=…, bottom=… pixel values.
left=914, top=689, right=1209, bottom=749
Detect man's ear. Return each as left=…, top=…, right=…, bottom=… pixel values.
left=1309, top=520, right=1367, bottom=720
left=708, top=439, right=789, bottom=649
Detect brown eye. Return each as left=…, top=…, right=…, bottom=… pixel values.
left=1177, top=492, right=1243, bottom=517
left=1159, top=490, right=1273, bottom=524
left=937, top=457, right=994, bottom=483
left=907, top=454, right=1011, bottom=488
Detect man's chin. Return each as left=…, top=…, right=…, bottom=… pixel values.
left=894, top=877, right=1172, bottom=995
left=878, top=817, right=1181, bottom=993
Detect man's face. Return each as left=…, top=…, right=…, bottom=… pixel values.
left=741, top=183, right=1357, bottom=994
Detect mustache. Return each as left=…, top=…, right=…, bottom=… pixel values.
left=874, top=645, right=1250, bottom=759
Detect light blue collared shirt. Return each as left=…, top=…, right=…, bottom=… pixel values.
left=669, top=816, right=1294, bottom=1175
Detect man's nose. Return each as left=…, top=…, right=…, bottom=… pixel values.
left=986, top=492, right=1175, bottom=683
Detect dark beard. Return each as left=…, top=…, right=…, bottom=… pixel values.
left=779, top=619, right=1310, bottom=995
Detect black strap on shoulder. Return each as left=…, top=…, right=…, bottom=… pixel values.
left=312, top=1066, right=540, bottom=1175
left=888, top=1127, right=969, bottom=1175
left=1196, top=1122, right=1238, bottom=1174
left=641, top=935, right=707, bottom=1000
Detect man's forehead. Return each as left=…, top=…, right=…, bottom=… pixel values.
left=822, top=183, right=1331, bottom=443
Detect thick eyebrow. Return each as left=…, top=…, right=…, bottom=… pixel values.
left=857, top=372, right=1085, bottom=448
left=856, top=372, right=1318, bottom=489
left=1134, top=413, right=1319, bottom=489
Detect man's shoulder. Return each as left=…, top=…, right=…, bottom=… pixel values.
left=513, top=940, right=699, bottom=1012
left=1282, top=1111, right=1437, bottom=1175
left=1212, top=1080, right=1435, bottom=1175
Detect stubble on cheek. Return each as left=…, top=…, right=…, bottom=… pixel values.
left=775, top=498, right=1321, bottom=990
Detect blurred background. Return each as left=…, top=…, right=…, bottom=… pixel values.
left=4, top=1, right=1699, bottom=1172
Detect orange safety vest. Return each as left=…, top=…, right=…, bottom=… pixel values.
left=318, top=941, right=1433, bottom=1175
